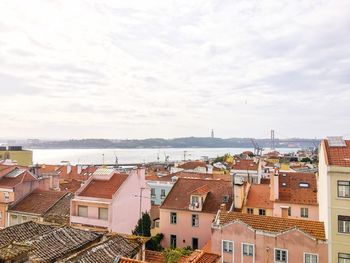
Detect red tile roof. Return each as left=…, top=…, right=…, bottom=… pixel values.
left=146, top=172, right=213, bottom=182
left=245, top=184, right=273, bottom=209
left=218, top=211, right=325, bottom=241
left=9, top=190, right=68, bottom=215
left=145, top=250, right=220, bottom=263
left=323, top=139, right=350, bottom=167
left=79, top=173, right=128, bottom=199
left=160, top=178, right=232, bottom=214
left=0, top=170, right=36, bottom=189
left=178, top=161, right=207, bottom=170
left=277, top=172, right=317, bottom=205
left=231, top=160, right=258, bottom=171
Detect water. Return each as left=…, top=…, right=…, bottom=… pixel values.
left=31, top=148, right=300, bottom=165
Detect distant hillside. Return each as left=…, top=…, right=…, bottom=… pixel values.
left=25, top=137, right=321, bottom=149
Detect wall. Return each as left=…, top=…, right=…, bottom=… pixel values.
left=273, top=202, right=319, bottom=221
left=147, top=181, right=173, bottom=205
left=211, top=222, right=328, bottom=263
left=160, top=208, right=216, bottom=249
left=111, top=169, right=151, bottom=234
left=242, top=206, right=273, bottom=216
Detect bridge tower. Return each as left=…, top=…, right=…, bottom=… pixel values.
left=271, top=130, right=276, bottom=150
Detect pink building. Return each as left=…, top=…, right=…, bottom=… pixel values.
left=211, top=208, right=328, bottom=263
left=159, top=178, right=233, bottom=249
left=70, top=167, right=150, bottom=234
left=0, top=165, right=58, bottom=228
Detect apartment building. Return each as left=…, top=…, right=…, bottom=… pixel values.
left=319, top=137, right=350, bottom=262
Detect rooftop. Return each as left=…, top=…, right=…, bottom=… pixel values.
left=217, top=211, right=325, bottom=241
left=161, top=178, right=232, bottom=214
left=9, top=190, right=68, bottom=215
left=245, top=184, right=273, bottom=209
left=231, top=159, right=258, bottom=171
left=0, top=169, right=37, bottom=189
left=177, top=161, right=207, bottom=170
left=277, top=172, right=317, bottom=205
left=323, top=139, right=350, bottom=167
left=79, top=173, right=128, bottom=199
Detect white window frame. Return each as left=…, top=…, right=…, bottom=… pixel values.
left=304, top=252, right=318, bottom=263
left=242, top=242, right=255, bottom=260
left=192, top=214, right=199, bottom=227
left=221, top=240, right=234, bottom=263
left=170, top=212, right=177, bottom=224
left=274, top=248, right=288, bottom=263
left=300, top=207, right=309, bottom=218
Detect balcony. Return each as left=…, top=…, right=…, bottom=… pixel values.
left=188, top=202, right=202, bottom=211
left=70, top=215, right=109, bottom=228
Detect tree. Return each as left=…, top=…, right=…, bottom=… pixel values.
left=146, top=233, right=164, bottom=251
left=132, top=212, right=151, bottom=237
left=163, top=247, right=193, bottom=263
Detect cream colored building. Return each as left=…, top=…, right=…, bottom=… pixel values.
left=319, top=137, right=350, bottom=263
left=0, top=146, right=33, bottom=166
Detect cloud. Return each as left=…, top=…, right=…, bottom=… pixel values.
left=0, top=0, right=349, bottom=139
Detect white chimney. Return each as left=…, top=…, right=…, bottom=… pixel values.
left=67, top=163, right=72, bottom=174
left=77, top=165, right=82, bottom=174
left=273, top=167, right=279, bottom=200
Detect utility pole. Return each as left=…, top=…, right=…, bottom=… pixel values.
left=183, top=150, right=187, bottom=161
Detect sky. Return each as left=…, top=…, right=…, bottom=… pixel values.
left=0, top=0, right=350, bottom=140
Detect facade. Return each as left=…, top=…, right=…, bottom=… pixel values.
left=319, top=137, right=350, bottom=263
left=0, top=146, right=33, bottom=166
left=230, top=159, right=262, bottom=184
left=159, top=178, right=233, bottom=249
left=70, top=167, right=150, bottom=234
left=211, top=209, right=328, bottom=263
left=0, top=165, right=57, bottom=228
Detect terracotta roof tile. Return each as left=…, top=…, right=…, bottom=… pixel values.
left=9, top=190, right=68, bottom=215
left=147, top=172, right=213, bottom=182
left=79, top=173, right=128, bottom=199
left=160, top=178, right=232, bottom=214
left=145, top=250, right=165, bottom=263
left=178, top=161, right=207, bottom=170
left=231, top=160, right=258, bottom=171
left=218, top=211, right=325, bottom=241
left=0, top=170, right=36, bottom=188
left=277, top=172, right=317, bottom=205
left=246, top=184, right=273, bottom=209
left=324, top=139, right=350, bottom=167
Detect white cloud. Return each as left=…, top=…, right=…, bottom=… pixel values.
left=0, top=0, right=349, bottom=139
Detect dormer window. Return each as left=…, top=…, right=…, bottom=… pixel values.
left=223, top=195, right=229, bottom=203
left=299, top=182, right=310, bottom=188
left=191, top=196, right=199, bottom=207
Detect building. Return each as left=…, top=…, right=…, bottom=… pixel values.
left=0, top=165, right=58, bottom=228
left=243, top=184, right=273, bottom=216
left=319, top=137, right=350, bottom=262
left=230, top=159, right=262, bottom=184
left=70, top=167, right=150, bottom=234
left=7, top=190, right=73, bottom=226
left=0, top=146, right=33, bottom=166
left=171, top=161, right=211, bottom=174
left=159, top=178, right=233, bottom=249
left=211, top=208, right=327, bottom=263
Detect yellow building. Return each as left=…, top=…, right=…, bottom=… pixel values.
left=319, top=137, right=350, bottom=263
left=0, top=146, right=33, bottom=166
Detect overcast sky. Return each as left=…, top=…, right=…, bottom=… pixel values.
left=0, top=0, right=349, bottom=139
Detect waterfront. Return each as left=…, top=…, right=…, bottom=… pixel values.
left=31, top=147, right=300, bottom=165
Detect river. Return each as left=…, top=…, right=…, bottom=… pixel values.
left=31, top=147, right=300, bottom=165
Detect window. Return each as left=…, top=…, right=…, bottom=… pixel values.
left=191, top=195, right=199, bottom=204
left=170, top=212, right=177, bottom=224
left=170, top=235, right=176, bottom=248
left=3, top=192, right=9, bottom=200
left=247, top=208, right=254, bottom=214
left=192, top=214, right=199, bottom=227
left=151, top=188, right=156, bottom=197
left=301, top=208, right=309, bottom=218
left=299, top=182, right=310, bottom=188
left=305, top=253, right=318, bottom=263
left=288, top=207, right=291, bottom=216
left=155, top=221, right=159, bottom=228
left=259, top=209, right=266, bottom=216
left=98, top=208, right=108, bottom=220
left=161, top=189, right=166, bottom=198
left=339, top=253, right=350, bottom=263
left=242, top=243, right=254, bottom=256
left=192, top=238, right=198, bottom=250
left=338, top=181, right=350, bottom=198
left=338, top=215, right=350, bottom=234
left=222, top=240, right=233, bottom=253
left=223, top=195, right=229, bottom=203
left=78, top=205, right=88, bottom=217
left=275, top=248, right=287, bottom=262
left=151, top=200, right=155, bottom=205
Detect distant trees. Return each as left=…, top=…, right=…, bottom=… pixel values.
left=132, top=212, right=151, bottom=237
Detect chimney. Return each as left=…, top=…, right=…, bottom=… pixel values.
left=272, top=167, right=279, bottom=200
left=77, top=165, right=82, bottom=174
left=220, top=203, right=226, bottom=212
left=67, top=163, right=72, bottom=174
